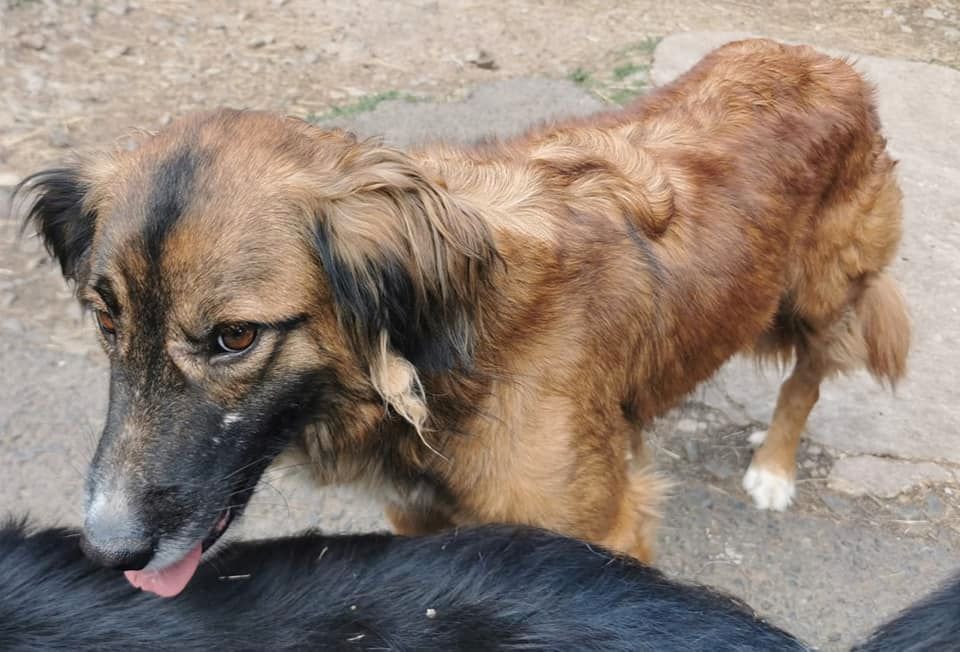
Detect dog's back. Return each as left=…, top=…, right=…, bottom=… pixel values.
left=636, top=39, right=910, bottom=512
left=0, top=520, right=806, bottom=651
left=854, top=572, right=960, bottom=651
left=4, top=519, right=958, bottom=650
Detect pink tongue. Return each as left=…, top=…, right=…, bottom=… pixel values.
left=124, top=544, right=202, bottom=598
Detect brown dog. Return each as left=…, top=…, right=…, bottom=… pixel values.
left=17, top=38, right=908, bottom=588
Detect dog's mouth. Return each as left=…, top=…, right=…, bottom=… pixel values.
left=202, top=507, right=235, bottom=551
left=124, top=507, right=234, bottom=598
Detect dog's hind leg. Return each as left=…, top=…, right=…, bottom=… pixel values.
left=744, top=272, right=910, bottom=511
left=745, top=144, right=909, bottom=510
left=742, top=347, right=823, bottom=511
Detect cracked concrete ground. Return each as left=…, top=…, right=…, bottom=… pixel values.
left=1, top=32, right=958, bottom=651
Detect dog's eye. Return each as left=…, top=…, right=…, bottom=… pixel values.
left=96, top=310, right=116, bottom=337
left=216, top=323, right=258, bottom=354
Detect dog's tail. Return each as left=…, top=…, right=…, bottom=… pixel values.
left=853, top=572, right=960, bottom=651
left=856, top=271, right=910, bottom=386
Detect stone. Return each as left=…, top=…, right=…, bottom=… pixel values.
left=248, top=35, right=275, bottom=49
left=703, top=458, right=737, bottom=481
left=923, top=7, right=945, bottom=20
left=18, top=34, right=46, bottom=51
left=892, top=502, right=924, bottom=521
left=683, top=439, right=701, bottom=463
left=820, top=493, right=853, bottom=513
left=103, top=44, right=131, bottom=59
left=105, top=2, right=131, bottom=15
left=48, top=127, right=72, bottom=148
left=466, top=49, right=498, bottom=70
left=828, top=456, right=955, bottom=498
left=924, top=494, right=947, bottom=518
left=0, top=318, right=25, bottom=334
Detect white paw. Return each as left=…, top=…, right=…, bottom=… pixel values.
left=747, top=430, right=768, bottom=448
left=742, top=464, right=795, bottom=511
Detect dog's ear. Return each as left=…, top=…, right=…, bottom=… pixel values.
left=311, top=146, right=497, bottom=375
left=15, top=168, right=97, bottom=282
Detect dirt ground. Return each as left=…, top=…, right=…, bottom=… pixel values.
left=2, top=0, right=959, bottom=177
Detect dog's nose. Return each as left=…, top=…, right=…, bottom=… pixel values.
left=80, top=533, right=155, bottom=570
left=81, top=497, right=155, bottom=570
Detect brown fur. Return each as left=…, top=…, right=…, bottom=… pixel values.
left=20, top=38, right=909, bottom=562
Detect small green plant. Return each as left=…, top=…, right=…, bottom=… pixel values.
left=609, top=82, right=648, bottom=105
left=568, top=68, right=592, bottom=85
left=306, top=91, right=419, bottom=124
left=613, top=62, right=643, bottom=80
left=633, top=36, right=662, bottom=56
left=586, top=35, right=661, bottom=106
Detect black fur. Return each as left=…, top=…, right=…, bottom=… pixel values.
left=141, top=146, right=202, bottom=266
left=91, top=276, right=122, bottom=316
left=86, top=364, right=346, bottom=561
left=131, top=145, right=202, bottom=380
left=14, top=168, right=96, bottom=281
left=854, top=571, right=960, bottom=651
left=313, top=222, right=478, bottom=374
left=0, top=520, right=808, bottom=651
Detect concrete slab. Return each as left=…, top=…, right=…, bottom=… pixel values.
left=660, top=480, right=955, bottom=649
left=325, top=77, right=605, bottom=147
left=829, top=456, right=957, bottom=497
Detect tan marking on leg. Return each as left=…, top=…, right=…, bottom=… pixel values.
left=597, top=465, right=665, bottom=564
left=743, top=354, right=822, bottom=511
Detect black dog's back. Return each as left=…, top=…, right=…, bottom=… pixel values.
left=0, top=520, right=806, bottom=651
left=854, top=571, right=960, bottom=652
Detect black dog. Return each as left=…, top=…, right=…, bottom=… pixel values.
left=853, top=572, right=960, bottom=651
left=1, top=520, right=956, bottom=651
left=0, top=520, right=806, bottom=651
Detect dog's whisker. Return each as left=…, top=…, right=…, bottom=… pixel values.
left=62, top=457, right=86, bottom=482
left=199, top=506, right=248, bottom=519
left=219, top=454, right=274, bottom=483
left=261, top=461, right=320, bottom=474
left=251, top=479, right=293, bottom=521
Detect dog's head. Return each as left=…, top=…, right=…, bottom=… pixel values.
left=16, top=109, right=495, bottom=592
